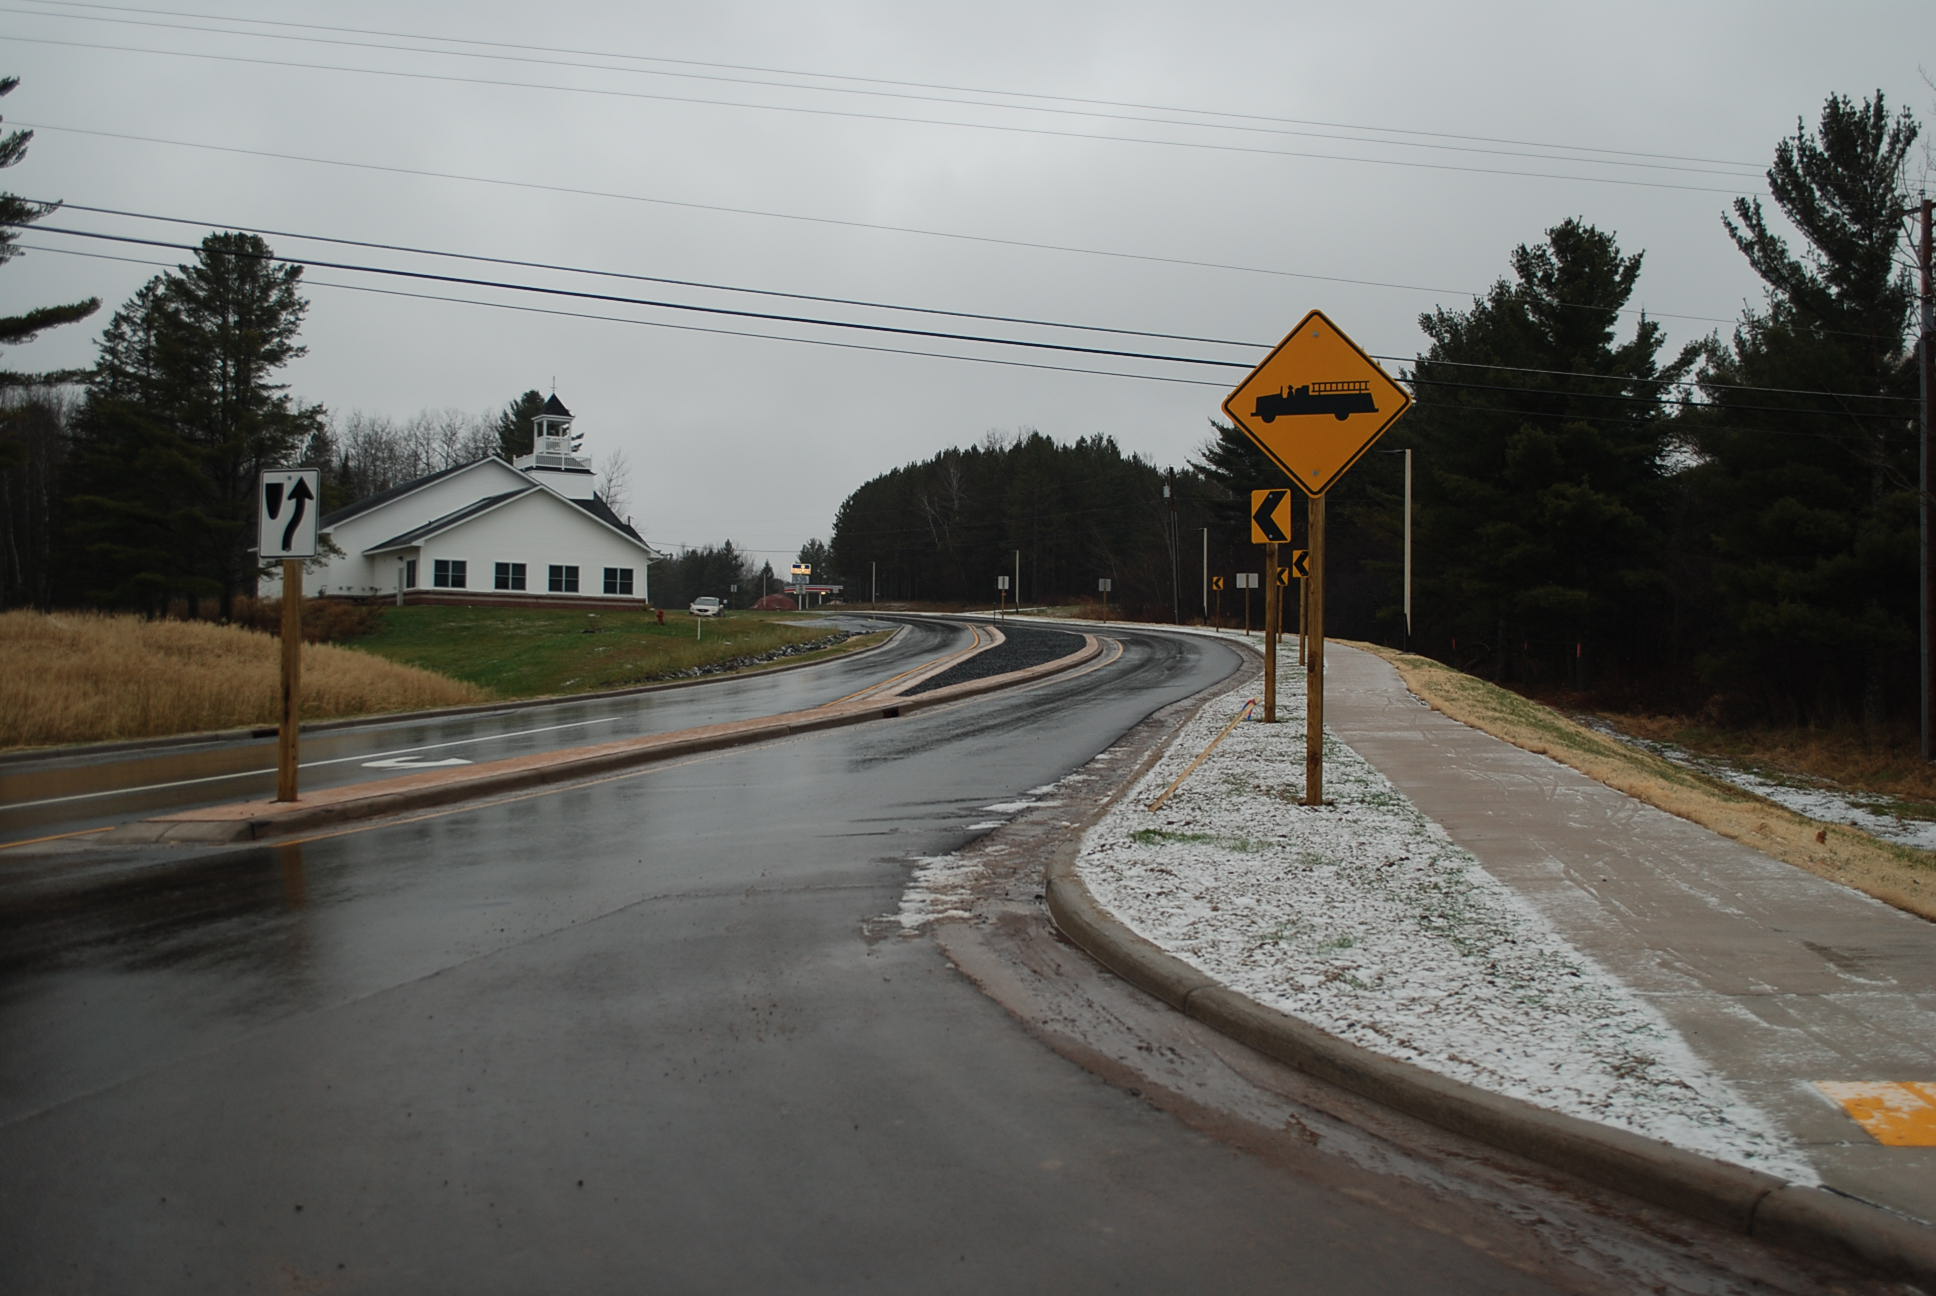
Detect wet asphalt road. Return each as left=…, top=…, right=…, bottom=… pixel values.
left=0, top=614, right=958, bottom=842
left=0, top=625, right=1588, bottom=1294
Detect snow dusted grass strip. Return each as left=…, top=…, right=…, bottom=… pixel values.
left=1076, top=671, right=1815, bottom=1182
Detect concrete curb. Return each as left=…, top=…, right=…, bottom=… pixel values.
left=108, top=632, right=1102, bottom=845
left=1043, top=858, right=1936, bottom=1286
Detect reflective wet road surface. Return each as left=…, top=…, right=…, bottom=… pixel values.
left=0, top=615, right=962, bottom=841
left=0, top=625, right=1833, bottom=1293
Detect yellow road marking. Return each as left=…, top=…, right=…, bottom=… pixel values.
left=831, top=623, right=991, bottom=705
left=1816, top=1081, right=1936, bottom=1146
left=0, top=825, right=116, bottom=851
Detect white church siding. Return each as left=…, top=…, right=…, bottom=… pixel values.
left=377, top=489, right=649, bottom=603
left=258, top=397, right=662, bottom=606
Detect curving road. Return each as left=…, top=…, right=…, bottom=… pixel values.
left=0, top=622, right=1812, bottom=1293
left=0, top=614, right=971, bottom=842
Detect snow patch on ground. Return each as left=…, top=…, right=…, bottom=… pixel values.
left=895, top=854, right=986, bottom=931
left=1576, top=718, right=1936, bottom=853
left=1076, top=668, right=1815, bottom=1182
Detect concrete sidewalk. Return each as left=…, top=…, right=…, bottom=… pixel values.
left=1046, top=634, right=1935, bottom=1285
left=1320, top=644, right=1936, bottom=1227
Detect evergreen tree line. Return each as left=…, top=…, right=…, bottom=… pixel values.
left=1196, top=93, right=1925, bottom=730
left=649, top=542, right=776, bottom=611
left=3, top=74, right=1928, bottom=731
left=828, top=429, right=1209, bottom=618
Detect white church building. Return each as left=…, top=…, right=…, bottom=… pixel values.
left=261, top=395, right=665, bottom=607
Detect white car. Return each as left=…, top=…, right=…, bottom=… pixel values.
left=689, top=596, right=725, bottom=617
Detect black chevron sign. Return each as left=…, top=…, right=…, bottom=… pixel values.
left=1276, top=550, right=1311, bottom=583
left=1250, top=488, right=1292, bottom=544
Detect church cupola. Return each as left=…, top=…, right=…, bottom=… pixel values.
left=531, top=394, right=575, bottom=454
left=514, top=392, right=596, bottom=499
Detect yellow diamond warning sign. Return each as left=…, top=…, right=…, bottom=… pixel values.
left=1222, top=310, right=1411, bottom=495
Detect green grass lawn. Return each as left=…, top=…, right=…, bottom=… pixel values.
left=346, top=605, right=868, bottom=698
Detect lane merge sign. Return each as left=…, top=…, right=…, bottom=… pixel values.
left=1250, top=488, right=1292, bottom=544
left=259, top=468, right=320, bottom=559
left=1222, top=310, right=1412, bottom=495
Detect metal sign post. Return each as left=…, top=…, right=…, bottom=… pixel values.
left=259, top=469, right=320, bottom=802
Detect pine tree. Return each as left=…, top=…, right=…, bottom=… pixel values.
left=64, top=234, right=321, bottom=614
left=1, top=75, right=100, bottom=608
left=493, top=390, right=547, bottom=460
left=0, top=76, right=99, bottom=389
left=1395, top=219, right=1694, bottom=685
left=1684, top=93, right=1921, bottom=727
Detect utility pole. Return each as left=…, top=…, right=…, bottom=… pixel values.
left=1163, top=470, right=1179, bottom=623
left=1201, top=527, right=1209, bottom=623
left=1918, top=196, right=1933, bottom=761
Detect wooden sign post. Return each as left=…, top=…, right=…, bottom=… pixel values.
left=1303, top=494, right=1325, bottom=805
left=259, top=469, right=320, bottom=804
left=1221, top=313, right=1410, bottom=807
left=278, top=559, right=302, bottom=802
left=1263, top=542, right=1280, bottom=722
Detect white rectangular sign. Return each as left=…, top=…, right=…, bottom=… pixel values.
left=259, top=468, right=321, bottom=559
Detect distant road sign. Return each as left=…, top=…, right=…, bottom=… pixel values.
left=1250, top=488, right=1292, bottom=544
left=1277, top=551, right=1311, bottom=582
left=1211, top=575, right=1227, bottom=591
left=259, top=469, right=319, bottom=559
left=1223, top=310, right=1411, bottom=495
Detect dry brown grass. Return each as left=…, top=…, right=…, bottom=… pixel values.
left=1603, top=712, right=1936, bottom=804
left=1, top=610, right=486, bottom=750
left=1353, top=643, right=1936, bottom=923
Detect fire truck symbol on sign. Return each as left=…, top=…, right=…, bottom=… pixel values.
left=1222, top=310, right=1411, bottom=495
left=1252, top=380, right=1377, bottom=423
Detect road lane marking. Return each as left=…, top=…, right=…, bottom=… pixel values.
left=0, top=825, right=116, bottom=851
left=5, top=716, right=622, bottom=810
left=832, top=623, right=991, bottom=704
left=362, top=756, right=474, bottom=769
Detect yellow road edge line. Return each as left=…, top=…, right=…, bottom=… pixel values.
left=0, top=825, right=116, bottom=851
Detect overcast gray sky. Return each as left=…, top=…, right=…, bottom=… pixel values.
left=4, top=0, right=1931, bottom=568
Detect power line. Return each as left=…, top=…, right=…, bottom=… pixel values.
left=6, top=5, right=1759, bottom=178
left=18, top=241, right=1235, bottom=389
left=28, top=223, right=1257, bottom=370
left=0, top=31, right=1770, bottom=196
left=19, top=202, right=1916, bottom=410
left=23, top=243, right=1911, bottom=452
left=39, top=200, right=1260, bottom=353
left=10, top=121, right=1773, bottom=343
left=13, top=0, right=1768, bottom=173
